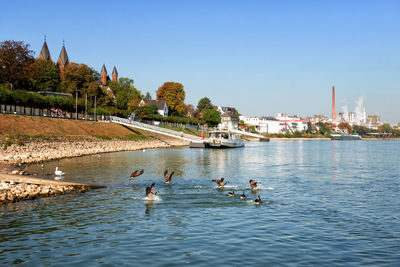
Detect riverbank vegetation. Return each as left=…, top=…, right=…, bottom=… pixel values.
left=0, top=40, right=225, bottom=128
left=0, top=113, right=150, bottom=146
left=262, top=121, right=400, bottom=139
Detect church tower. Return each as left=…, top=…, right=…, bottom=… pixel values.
left=57, top=41, right=69, bottom=76
left=38, top=35, right=51, bottom=61
left=112, top=66, right=118, bottom=82
left=101, top=64, right=107, bottom=86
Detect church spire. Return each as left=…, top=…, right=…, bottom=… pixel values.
left=58, top=43, right=69, bottom=66
left=112, top=66, right=118, bottom=82
left=57, top=41, right=69, bottom=76
left=101, top=64, right=107, bottom=85
left=38, top=34, right=51, bottom=61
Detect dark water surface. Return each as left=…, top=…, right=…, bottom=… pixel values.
left=1, top=141, right=400, bottom=266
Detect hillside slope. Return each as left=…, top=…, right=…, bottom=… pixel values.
left=0, top=114, right=137, bottom=138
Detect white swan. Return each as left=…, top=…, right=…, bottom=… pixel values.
left=55, top=167, right=65, bottom=176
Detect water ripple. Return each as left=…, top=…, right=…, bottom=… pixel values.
left=1, top=142, right=400, bottom=265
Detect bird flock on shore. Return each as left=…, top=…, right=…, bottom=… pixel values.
left=130, top=169, right=264, bottom=204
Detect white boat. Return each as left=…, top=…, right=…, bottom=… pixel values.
left=207, top=131, right=245, bottom=148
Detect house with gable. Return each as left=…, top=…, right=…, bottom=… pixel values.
left=139, top=99, right=168, bottom=117
left=217, top=106, right=239, bottom=131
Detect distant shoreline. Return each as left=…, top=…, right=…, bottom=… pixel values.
left=268, top=137, right=399, bottom=141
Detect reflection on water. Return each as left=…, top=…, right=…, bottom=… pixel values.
left=1, top=141, right=400, bottom=265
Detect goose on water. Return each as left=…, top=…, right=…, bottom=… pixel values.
left=254, top=195, right=262, bottom=204
left=240, top=192, right=247, bottom=199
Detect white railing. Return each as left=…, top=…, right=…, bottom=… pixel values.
left=230, top=129, right=265, bottom=138
left=109, top=116, right=204, bottom=142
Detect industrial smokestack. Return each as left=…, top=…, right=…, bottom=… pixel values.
left=332, top=86, right=336, bottom=121
left=363, top=106, right=366, bottom=124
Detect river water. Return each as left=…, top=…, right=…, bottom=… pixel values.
left=1, top=140, right=399, bottom=266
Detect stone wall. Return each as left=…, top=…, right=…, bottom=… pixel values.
left=0, top=181, right=90, bottom=204
left=0, top=136, right=188, bottom=165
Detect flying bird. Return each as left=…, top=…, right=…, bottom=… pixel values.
left=211, top=177, right=228, bottom=188
left=249, top=180, right=258, bottom=190
left=130, top=169, right=144, bottom=179
left=164, top=170, right=174, bottom=184
left=145, top=183, right=157, bottom=199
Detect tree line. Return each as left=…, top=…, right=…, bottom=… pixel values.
left=0, top=40, right=229, bottom=126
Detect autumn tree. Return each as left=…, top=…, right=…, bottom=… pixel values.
left=61, top=63, right=96, bottom=96
left=156, top=82, right=186, bottom=116
left=203, top=109, right=221, bottom=127
left=127, top=97, right=141, bottom=114
left=0, top=40, right=35, bottom=90
left=30, top=59, right=60, bottom=91
left=338, top=122, right=352, bottom=134
left=186, top=104, right=196, bottom=118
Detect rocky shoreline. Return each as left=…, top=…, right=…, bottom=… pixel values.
left=0, top=135, right=188, bottom=204
left=0, top=174, right=105, bottom=204
left=0, top=135, right=189, bottom=166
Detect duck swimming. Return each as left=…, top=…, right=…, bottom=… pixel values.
left=249, top=179, right=258, bottom=190
left=254, top=195, right=262, bottom=204
left=227, top=191, right=235, bottom=197
left=240, top=192, right=247, bottom=199
left=145, top=183, right=157, bottom=199
left=211, top=178, right=228, bottom=188
left=130, top=169, right=144, bottom=179
left=164, top=170, right=174, bottom=184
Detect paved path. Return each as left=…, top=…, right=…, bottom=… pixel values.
left=109, top=116, right=204, bottom=142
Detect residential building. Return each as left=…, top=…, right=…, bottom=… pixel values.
left=219, top=112, right=239, bottom=131
left=240, top=113, right=309, bottom=134
left=139, top=99, right=168, bottom=117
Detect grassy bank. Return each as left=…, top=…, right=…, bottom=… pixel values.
left=0, top=114, right=145, bottom=139
left=0, top=114, right=189, bottom=166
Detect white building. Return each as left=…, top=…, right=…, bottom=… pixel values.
left=240, top=113, right=309, bottom=134
left=219, top=112, right=239, bottom=131
left=139, top=99, right=168, bottom=117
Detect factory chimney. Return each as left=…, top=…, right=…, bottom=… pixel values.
left=363, top=107, right=366, bottom=124
left=332, top=86, right=336, bottom=121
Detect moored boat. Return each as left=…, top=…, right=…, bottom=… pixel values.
left=207, top=130, right=245, bottom=148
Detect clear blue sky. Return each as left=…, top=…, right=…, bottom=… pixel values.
left=1, top=0, right=399, bottom=124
